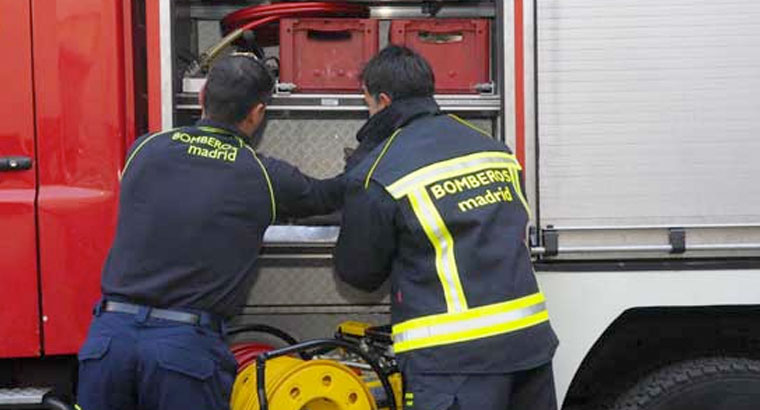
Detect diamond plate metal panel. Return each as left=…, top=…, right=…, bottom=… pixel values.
left=246, top=265, right=390, bottom=306
left=466, top=119, right=494, bottom=137
left=256, top=119, right=364, bottom=178
left=256, top=118, right=494, bottom=178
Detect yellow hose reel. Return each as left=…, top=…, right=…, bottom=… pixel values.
left=230, top=322, right=403, bottom=410
left=232, top=357, right=371, bottom=410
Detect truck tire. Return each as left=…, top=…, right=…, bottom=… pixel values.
left=606, top=357, right=760, bottom=410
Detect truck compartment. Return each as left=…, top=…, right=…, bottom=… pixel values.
left=165, top=0, right=502, bottom=340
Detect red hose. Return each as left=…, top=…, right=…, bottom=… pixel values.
left=223, top=2, right=366, bottom=28
left=221, top=2, right=368, bottom=34
left=230, top=342, right=275, bottom=371
left=239, top=15, right=282, bottom=33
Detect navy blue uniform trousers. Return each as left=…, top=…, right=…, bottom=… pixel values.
left=402, top=362, right=557, bottom=410
left=77, top=307, right=237, bottom=410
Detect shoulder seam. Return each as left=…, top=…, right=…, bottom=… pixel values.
left=364, top=128, right=404, bottom=189
left=244, top=145, right=277, bottom=224
left=121, top=130, right=176, bottom=178
left=448, top=114, right=492, bottom=138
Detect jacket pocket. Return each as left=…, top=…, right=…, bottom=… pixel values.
left=157, top=343, right=214, bottom=381
left=78, top=336, right=111, bottom=361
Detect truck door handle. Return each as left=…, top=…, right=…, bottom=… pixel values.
left=0, top=156, right=33, bottom=171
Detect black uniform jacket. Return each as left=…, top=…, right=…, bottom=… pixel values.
left=101, top=119, right=344, bottom=318
left=335, top=97, right=558, bottom=374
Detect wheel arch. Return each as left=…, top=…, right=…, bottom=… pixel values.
left=562, top=305, right=760, bottom=409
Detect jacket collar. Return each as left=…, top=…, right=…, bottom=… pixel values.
left=343, top=96, right=440, bottom=171
left=355, top=96, right=441, bottom=146
left=195, top=118, right=247, bottom=141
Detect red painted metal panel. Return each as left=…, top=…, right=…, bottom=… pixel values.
left=122, top=0, right=137, bottom=147
left=32, top=0, right=132, bottom=355
left=0, top=0, right=42, bottom=358
left=514, top=0, right=526, bottom=168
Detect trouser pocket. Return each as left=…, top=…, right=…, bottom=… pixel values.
left=78, top=336, right=112, bottom=361
left=147, top=341, right=234, bottom=410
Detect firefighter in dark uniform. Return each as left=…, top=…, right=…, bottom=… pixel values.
left=76, top=54, right=344, bottom=410
left=335, top=46, right=559, bottom=410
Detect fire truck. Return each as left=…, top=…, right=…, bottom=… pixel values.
left=1, top=0, right=759, bottom=409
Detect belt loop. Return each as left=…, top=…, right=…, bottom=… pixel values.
left=198, top=312, right=213, bottom=330
left=199, top=312, right=223, bottom=333
left=93, top=298, right=105, bottom=317
left=135, top=306, right=151, bottom=324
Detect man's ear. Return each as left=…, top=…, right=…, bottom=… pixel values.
left=199, top=86, right=206, bottom=115
left=253, top=102, right=266, bottom=120
left=243, top=102, right=265, bottom=125
left=378, top=92, right=392, bottom=109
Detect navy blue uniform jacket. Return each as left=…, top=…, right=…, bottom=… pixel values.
left=101, top=119, right=344, bottom=318
left=335, top=97, right=558, bottom=374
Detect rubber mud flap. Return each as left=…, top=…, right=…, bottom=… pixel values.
left=78, top=336, right=112, bottom=361
left=157, top=343, right=214, bottom=381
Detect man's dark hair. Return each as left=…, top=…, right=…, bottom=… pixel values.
left=360, top=45, right=435, bottom=100
left=202, top=54, right=275, bottom=124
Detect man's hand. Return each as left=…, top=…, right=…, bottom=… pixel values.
left=343, top=147, right=356, bottom=163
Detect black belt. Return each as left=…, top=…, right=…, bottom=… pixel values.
left=103, top=301, right=221, bottom=331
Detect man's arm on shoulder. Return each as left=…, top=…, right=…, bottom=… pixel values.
left=333, top=179, right=396, bottom=292
left=259, top=155, right=345, bottom=220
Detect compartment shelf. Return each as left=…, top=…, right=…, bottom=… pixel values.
left=177, top=79, right=500, bottom=114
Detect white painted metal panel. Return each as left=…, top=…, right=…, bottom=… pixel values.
left=537, top=0, right=760, bottom=231
left=538, top=268, right=760, bottom=405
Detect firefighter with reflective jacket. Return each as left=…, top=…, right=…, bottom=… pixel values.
left=76, top=54, right=344, bottom=410
left=335, top=46, right=559, bottom=410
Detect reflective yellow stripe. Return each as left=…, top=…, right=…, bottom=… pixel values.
left=387, top=151, right=520, bottom=198
left=509, top=167, right=532, bottom=218
left=393, top=292, right=544, bottom=333
left=448, top=114, right=492, bottom=138
left=245, top=145, right=276, bottom=224
left=364, top=128, right=403, bottom=189
left=391, top=152, right=527, bottom=315
left=392, top=292, right=548, bottom=353
left=395, top=310, right=549, bottom=353
left=409, top=189, right=467, bottom=313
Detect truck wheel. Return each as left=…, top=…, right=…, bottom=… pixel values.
left=606, top=357, right=760, bottom=410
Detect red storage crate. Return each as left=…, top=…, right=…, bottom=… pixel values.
left=279, top=18, right=378, bottom=93
left=390, top=19, right=490, bottom=94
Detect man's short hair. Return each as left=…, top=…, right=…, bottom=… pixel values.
left=360, top=45, right=435, bottom=100
left=202, top=54, right=275, bottom=124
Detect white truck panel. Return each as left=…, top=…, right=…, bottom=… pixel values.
left=538, top=268, right=760, bottom=405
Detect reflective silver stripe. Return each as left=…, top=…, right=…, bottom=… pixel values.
left=387, top=152, right=520, bottom=198
left=393, top=302, right=547, bottom=345
left=410, top=189, right=466, bottom=312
